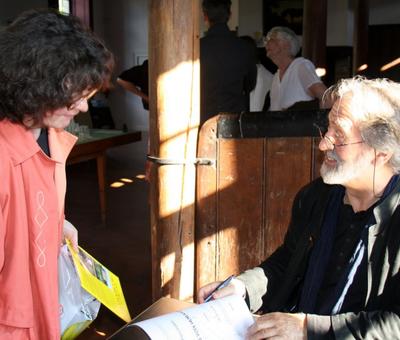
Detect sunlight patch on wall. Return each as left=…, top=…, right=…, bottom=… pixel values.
left=179, top=242, right=195, bottom=301
left=157, top=60, right=200, bottom=142
left=161, top=252, right=176, bottom=290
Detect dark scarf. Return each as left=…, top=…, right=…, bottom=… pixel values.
left=298, top=175, right=399, bottom=314
left=37, top=128, right=50, bottom=157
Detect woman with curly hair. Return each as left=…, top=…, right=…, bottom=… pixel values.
left=0, top=9, right=114, bottom=339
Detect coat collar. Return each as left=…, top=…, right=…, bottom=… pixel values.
left=205, top=23, right=232, bottom=37
left=372, top=177, right=400, bottom=233
left=0, top=119, right=77, bottom=165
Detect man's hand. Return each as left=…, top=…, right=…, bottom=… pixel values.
left=197, top=277, right=246, bottom=303
left=246, top=312, right=307, bottom=340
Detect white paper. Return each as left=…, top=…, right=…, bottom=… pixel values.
left=131, top=295, right=254, bottom=340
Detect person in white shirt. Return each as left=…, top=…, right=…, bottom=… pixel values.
left=240, top=35, right=274, bottom=111
left=251, top=63, right=273, bottom=111
left=265, top=26, right=329, bottom=111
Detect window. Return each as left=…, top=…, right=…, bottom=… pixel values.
left=48, top=0, right=92, bottom=28
left=58, top=0, right=71, bottom=15
left=48, top=0, right=70, bottom=14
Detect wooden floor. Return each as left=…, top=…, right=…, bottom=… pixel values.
left=65, top=134, right=152, bottom=339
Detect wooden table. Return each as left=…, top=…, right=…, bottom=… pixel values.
left=67, top=129, right=142, bottom=224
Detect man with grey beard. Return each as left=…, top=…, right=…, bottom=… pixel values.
left=198, top=77, right=400, bottom=339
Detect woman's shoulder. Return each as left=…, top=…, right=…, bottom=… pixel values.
left=292, top=57, right=316, bottom=68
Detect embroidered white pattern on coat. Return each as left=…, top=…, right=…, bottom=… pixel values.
left=34, top=190, right=48, bottom=267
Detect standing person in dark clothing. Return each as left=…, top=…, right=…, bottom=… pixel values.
left=117, top=59, right=149, bottom=111
left=200, top=0, right=257, bottom=125
left=117, top=59, right=151, bottom=180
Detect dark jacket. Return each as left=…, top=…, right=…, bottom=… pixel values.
left=238, top=177, right=400, bottom=339
left=118, top=60, right=149, bottom=110
left=200, top=23, right=257, bottom=125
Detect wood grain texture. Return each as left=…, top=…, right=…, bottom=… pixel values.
left=196, top=134, right=321, bottom=289
left=149, top=0, right=199, bottom=302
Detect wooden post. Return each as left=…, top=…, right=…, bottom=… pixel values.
left=148, top=0, right=200, bottom=302
left=353, top=0, right=369, bottom=74
left=302, top=0, right=327, bottom=68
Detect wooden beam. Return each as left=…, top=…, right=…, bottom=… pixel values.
left=302, top=0, right=327, bottom=68
left=353, top=0, right=369, bottom=74
left=148, top=0, right=200, bottom=302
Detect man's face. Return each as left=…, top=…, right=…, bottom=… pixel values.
left=320, top=144, right=371, bottom=185
left=319, top=96, right=374, bottom=186
left=42, top=90, right=94, bottom=129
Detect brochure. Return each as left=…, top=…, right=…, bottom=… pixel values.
left=66, top=240, right=131, bottom=322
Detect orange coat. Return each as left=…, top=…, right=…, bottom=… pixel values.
left=0, top=120, right=76, bottom=339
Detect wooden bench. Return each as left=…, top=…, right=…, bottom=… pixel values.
left=195, top=110, right=327, bottom=290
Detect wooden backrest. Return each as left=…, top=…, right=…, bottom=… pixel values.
left=195, top=111, right=326, bottom=291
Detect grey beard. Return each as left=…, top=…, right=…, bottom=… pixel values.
left=320, top=150, right=370, bottom=185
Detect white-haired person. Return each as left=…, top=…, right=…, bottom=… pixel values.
left=199, top=77, right=400, bottom=339
left=265, top=26, right=329, bottom=111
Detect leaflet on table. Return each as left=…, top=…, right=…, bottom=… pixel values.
left=130, top=295, right=254, bottom=340
left=66, top=240, right=131, bottom=322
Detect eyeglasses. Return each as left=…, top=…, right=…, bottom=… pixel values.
left=263, top=35, right=274, bottom=46
left=316, top=126, right=364, bottom=149
left=67, top=90, right=97, bottom=111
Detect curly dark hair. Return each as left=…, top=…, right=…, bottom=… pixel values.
left=0, top=9, right=114, bottom=125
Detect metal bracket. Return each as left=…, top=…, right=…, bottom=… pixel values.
left=147, top=155, right=214, bottom=166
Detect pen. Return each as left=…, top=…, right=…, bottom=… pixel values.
left=204, top=275, right=235, bottom=302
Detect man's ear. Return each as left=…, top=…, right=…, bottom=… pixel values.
left=375, top=149, right=393, bottom=166
left=362, top=122, right=395, bottom=167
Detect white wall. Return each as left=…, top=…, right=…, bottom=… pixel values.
left=229, top=0, right=239, bottom=32
left=93, top=0, right=149, bottom=132
left=238, top=0, right=263, bottom=43
left=326, top=0, right=400, bottom=46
